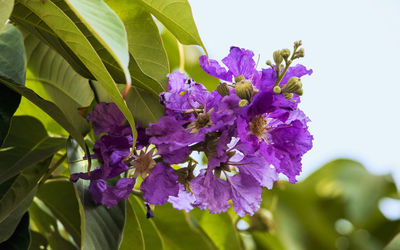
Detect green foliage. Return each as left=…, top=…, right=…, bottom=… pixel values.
left=0, top=212, right=30, bottom=249
left=0, top=1, right=398, bottom=249
left=0, top=24, right=24, bottom=146
left=67, top=138, right=125, bottom=250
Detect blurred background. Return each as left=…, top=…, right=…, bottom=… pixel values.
left=168, top=0, right=400, bottom=249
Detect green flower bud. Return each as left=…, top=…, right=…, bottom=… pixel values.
left=273, top=86, right=281, bottom=94
left=235, top=80, right=254, bottom=101
left=266, top=60, right=273, bottom=67
left=280, top=49, right=290, bottom=60
left=216, top=83, right=230, bottom=97
left=273, top=50, right=283, bottom=66
left=238, top=99, right=249, bottom=107
left=283, top=92, right=293, bottom=100
left=294, top=40, right=302, bottom=48
left=234, top=75, right=245, bottom=83
left=294, top=48, right=304, bottom=59
left=281, top=77, right=303, bottom=97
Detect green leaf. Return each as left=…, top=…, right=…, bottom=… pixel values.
left=29, top=201, right=77, bottom=250
left=119, top=195, right=145, bottom=250
left=0, top=116, right=66, bottom=184
left=105, top=0, right=169, bottom=91
left=125, top=86, right=165, bottom=126
left=385, top=233, right=400, bottom=250
left=14, top=96, right=68, bottom=137
left=0, top=23, right=89, bottom=161
left=67, top=138, right=125, bottom=250
left=93, top=82, right=164, bottom=126
left=129, top=196, right=165, bottom=250
left=152, top=203, right=216, bottom=250
left=14, top=0, right=137, bottom=143
left=0, top=0, right=14, bottom=33
left=0, top=24, right=25, bottom=145
left=0, top=158, right=51, bottom=223
left=36, top=180, right=81, bottom=246
left=64, top=0, right=131, bottom=84
left=0, top=24, right=25, bottom=85
left=0, top=188, right=35, bottom=243
left=190, top=209, right=241, bottom=250
left=0, top=212, right=30, bottom=249
left=29, top=230, right=48, bottom=250
left=135, top=0, right=205, bottom=50
left=23, top=30, right=93, bottom=135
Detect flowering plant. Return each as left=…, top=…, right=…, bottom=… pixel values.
left=71, top=43, right=313, bottom=217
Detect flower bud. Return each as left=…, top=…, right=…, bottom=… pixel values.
left=235, top=80, right=254, bottom=101
left=238, top=99, right=249, bottom=107
left=294, top=40, right=302, bottom=48
left=216, top=83, right=230, bottom=97
left=280, top=49, right=290, bottom=60
left=234, top=75, right=245, bottom=83
left=282, top=77, right=303, bottom=97
left=273, top=86, right=281, bottom=94
left=283, top=92, right=293, bottom=100
left=294, top=48, right=304, bottom=59
left=273, top=50, right=283, bottom=66
left=266, top=60, right=273, bottom=67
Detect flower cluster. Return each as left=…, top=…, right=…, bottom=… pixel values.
left=71, top=42, right=313, bottom=216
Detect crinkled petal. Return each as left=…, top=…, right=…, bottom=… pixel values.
left=141, top=162, right=179, bottom=205
left=168, top=184, right=195, bottom=212
left=199, top=55, right=233, bottom=82
left=167, top=72, right=187, bottom=92
left=228, top=173, right=262, bottom=217
left=89, top=178, right=135, bottom=208
left=236, top=155, right=278, bottom=189
left=191, top=170, right=231, bottom=213
left=87, top=102, right=128, bottom=135
left=222, top=47, right=257, bottom=79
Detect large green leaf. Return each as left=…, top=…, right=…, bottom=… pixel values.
left=152, top=203, right=216, bottom=250
left=64, top=0, right=131, bottom=85
left=129, top=196, right=165, bottom=250
left=29, top=201, right=77, bottom=250
left=0, top=158, right=51, bottom=223
left=0, top=116, right=66, bottom=184
left=0, top=212, right=30, bottom=249
left=67, top=138, right=125, bottom=250
left=0, top=24, right=24, bottom=146
left=190, top=209, right=241, bottom=250
left=385, top=233, right=400, bottom=250
left=134, top=0, right=205, bottom=50
left=36, top=180, right=81, bottom=246
left=125, top=86, right=165, bottom=126
left=106, top=0, right=169, bottom=91
left=119, top=195, right=145, bottom=250
left=0, top=189, right=35, bottom=243
left=23, top=30, right=93, bottom=135
left=14, top=96, right=68, bottom=137
left=29, top=230, right=48, bottom=250
left=0, top=0, right=14, bottom=32
left=14, top=0, right=137, bottom=142
left=0, top=23, right=89, bottom=159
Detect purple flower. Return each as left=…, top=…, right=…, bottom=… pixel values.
left=87, top=102, right=131, bottom=136
left=191, top=170, right=232, bottom=214
left=200, top=47, right=260, bottom=83
left=168, top=184, right=196, bottom=212
left=89, top=178, right=135, bottom=208
left=141, top=162, right=179, bottom=205
left=227, top=173, right=262, bottom=217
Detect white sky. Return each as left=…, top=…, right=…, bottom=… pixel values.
left=189, top=0, right=400, bottom=185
